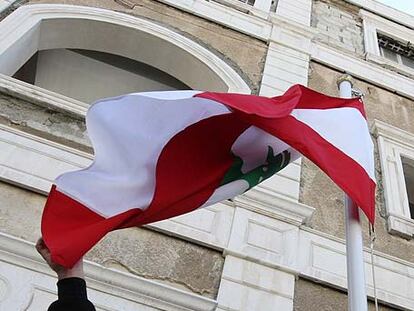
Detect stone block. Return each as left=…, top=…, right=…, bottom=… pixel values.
left=217, top=255, right=296, bottom=311
left=312, top=0, right=364, bottom=55
left=217, top=279, right=293, bottom=311
left=222, top=255, right=295, bottom=297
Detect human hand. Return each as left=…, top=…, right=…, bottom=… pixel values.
left=36, top=237, right=85, bottom=280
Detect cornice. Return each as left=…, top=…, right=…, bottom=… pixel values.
left=346, top=0, right=414, bottom=30
left=371, top=119, right=414, bottom=148
left=234, top=188, right=315, bottom=226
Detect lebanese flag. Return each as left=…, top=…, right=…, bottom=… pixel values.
left=42, top=85, right=375, bottom=268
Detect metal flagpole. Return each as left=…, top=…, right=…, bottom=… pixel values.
left=337, top=75, right=368, bottom=311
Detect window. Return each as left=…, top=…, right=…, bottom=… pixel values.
left=211, top=0, right=276, bottom=13
left=238, top=0, right=278, bottom=12
left=361, top=9, right=414, bottom=77
left=238, top=0, right=255, bottom=5
left=402, top=157, right=414, bottom=219
left=373, top=120, right=414, bottom=238
left=378, top=34, right=414, bottom=70
left=270, top=0, right=278, bottom=12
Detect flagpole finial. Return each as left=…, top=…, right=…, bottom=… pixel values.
left=337, top=74, right=353, bottom=89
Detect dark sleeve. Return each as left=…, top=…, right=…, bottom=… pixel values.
left=48, top=278, right=96, bottom=311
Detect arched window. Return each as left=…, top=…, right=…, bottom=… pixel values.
left=0, top=4, right=250, bottom=105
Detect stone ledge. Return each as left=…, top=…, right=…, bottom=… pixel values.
left=387, top=215, right=414, bottom=239
left=0, top=231, right=217, bottom=311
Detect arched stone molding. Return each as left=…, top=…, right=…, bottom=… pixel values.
left=0, top=4, right=250, bottom=107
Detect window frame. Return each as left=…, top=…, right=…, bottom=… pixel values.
left=373, top=120, right=414, bottom=238
left=379, top=45, right=414, bottom=70
left=210, top=0, right=274, bottom=14
left=360, top=9, right=414, bottom=78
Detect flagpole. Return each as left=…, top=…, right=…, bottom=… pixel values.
left=338, top=75, right=368, bottom=311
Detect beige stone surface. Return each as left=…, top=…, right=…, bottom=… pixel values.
left=86, top=227, right=224, bottom=298
left=294, top=278, right=398, bottom=311
left=0, top=182, right=224, bottom=297
left=303, top=61, right=414, bottom=262
left=26, top=0, right=267, bottom=93
left=0, top=182, right=44, bottom=242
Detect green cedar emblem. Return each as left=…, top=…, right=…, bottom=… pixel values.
left=220, top=146, right=291, bottom=191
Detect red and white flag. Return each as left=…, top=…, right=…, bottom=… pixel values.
left=42, top=85, right=375, bottom=267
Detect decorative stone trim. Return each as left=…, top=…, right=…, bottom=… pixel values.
left=234, top=187, right=314, bottom=226
left=372, top=120, right=414, bottom=238
left=226, top=207, right=301, bottom=271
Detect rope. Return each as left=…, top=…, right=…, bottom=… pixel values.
left=369, top=224, right=379, bottom=311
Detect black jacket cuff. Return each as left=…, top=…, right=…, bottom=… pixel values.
left=57, top=277, right=88, bottom=301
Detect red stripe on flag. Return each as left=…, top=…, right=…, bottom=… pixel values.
left=244, top=114, right=376, bottom=222
left=42, top=185, right=141, bottom=268
left=197, top=84, right=366, bottom=119
left=195, top=90, right=299, bottom=118
left=286, top=85, right=367, bottom=118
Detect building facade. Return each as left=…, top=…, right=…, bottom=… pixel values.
left=0, top=0, right=413, bottom=310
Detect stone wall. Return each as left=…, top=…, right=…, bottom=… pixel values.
left=303, top=61, right=414, bottom=262
left=312, top=0, right=364, bottom=56
left=25, top=0, right=267, bottom=93
left=294, top=278, right=398, bottom=311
